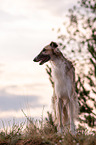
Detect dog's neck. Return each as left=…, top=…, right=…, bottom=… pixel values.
left=50, top=52, right=67, bottom=68
left=50, top=50, right=74, bottom=76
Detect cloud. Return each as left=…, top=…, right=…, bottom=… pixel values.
left=0, top=63, right=5, bottom=75
left=0, top=10, right=26, bottom=22
left=0, top=87, right=46, bottom=111
left=0, top=0, right=78, bottom=21
left=37, top=0, right=78, bottom=17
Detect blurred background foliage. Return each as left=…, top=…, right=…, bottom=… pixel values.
left=46, top=0, right=96, bottom=128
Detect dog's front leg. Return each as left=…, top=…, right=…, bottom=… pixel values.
left=57, top=98, right=63, bottom=133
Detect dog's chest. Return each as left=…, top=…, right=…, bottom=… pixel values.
left=52, top=63, right=69, bottom=99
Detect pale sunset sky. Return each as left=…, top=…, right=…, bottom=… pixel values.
left=0, top=0, right=77, bottom=126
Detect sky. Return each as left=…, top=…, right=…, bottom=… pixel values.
left=0, top=0, right=78, bottom=128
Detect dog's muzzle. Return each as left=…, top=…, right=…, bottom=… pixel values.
left=33, top=53, right=50, bottom=65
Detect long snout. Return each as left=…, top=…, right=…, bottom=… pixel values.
left=33, top=52, right=42, bottom=62
left=33, top=56, right=38, bottom=62
left=33, top=50, right=51, bottom=65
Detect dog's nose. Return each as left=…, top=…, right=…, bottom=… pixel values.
left=33, top=57, right=37, bottom=62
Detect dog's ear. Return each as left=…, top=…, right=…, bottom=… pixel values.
left=50, top=42, right=58, bottom=48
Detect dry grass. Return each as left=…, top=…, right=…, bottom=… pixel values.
left=0, top=112, right=96, bottom=145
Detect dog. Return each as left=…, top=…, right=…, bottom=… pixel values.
left=33, top=41, right=79, bottom=134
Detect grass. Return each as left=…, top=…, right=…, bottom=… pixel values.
left=0, top=112, right=96, bottom=145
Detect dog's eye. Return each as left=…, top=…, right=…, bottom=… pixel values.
left=43, top=48, right=46, bottom=52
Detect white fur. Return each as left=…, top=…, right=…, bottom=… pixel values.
left=33, top=42, right=79, bottom=134
left=51, top=58, right=78, bottom=134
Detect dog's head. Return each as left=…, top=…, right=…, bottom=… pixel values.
left=33, top=42, right=58, bottom=65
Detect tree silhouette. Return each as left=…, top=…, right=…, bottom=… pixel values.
left=46, top=0, right=96, bottom=127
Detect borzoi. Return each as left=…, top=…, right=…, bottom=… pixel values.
left=33, top=42, right=79, bottom=134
